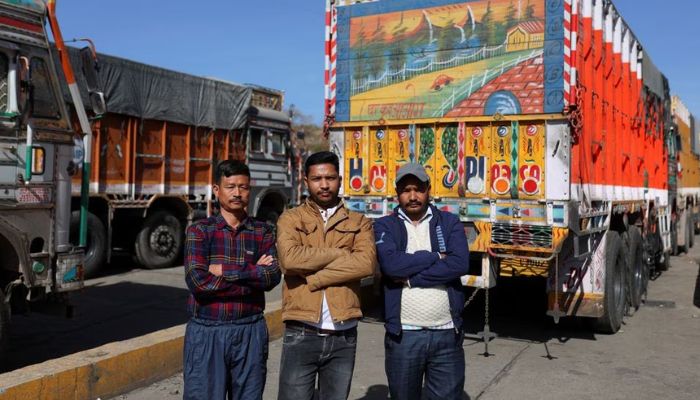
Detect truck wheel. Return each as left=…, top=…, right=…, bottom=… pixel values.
left=135, top=211, right=183, bottom=269
left=70, top=211, right=107, bottom=278
left=595, top=231, right=627, bottom=334
left=625, top=226, right=644, bottom=310
left=257, top=208, right=280, bottom=225
left=0, top=288, right=9, bottom=366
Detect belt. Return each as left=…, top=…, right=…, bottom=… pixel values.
left=285, top=321, right=355, bottom=336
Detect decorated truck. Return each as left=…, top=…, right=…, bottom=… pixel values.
left=0, top=0, right=104, bottom=363
left=60, top=52, right=294, bottom=277
left=325, top=0, right=678, bottom=333
left=671, top=96, right=700, bottom=253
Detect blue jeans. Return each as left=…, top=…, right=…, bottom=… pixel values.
left=183, top=314, right=268, bottom=400
left=385, top=329, right=465, bottom=400
left=277, top=323, right=358, bottom=400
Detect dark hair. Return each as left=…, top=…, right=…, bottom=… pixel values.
left=305, top=151, right=339, bottom=176
left=215, top=160, right=250, bottom=184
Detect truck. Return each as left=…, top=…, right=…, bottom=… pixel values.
left=0, top=0, right=104, bottom=363
left=671, top=96, right=700, bottom=254
left=60, top=50, right=293, bottom=276
left=325, top=0, right=680, bottom=333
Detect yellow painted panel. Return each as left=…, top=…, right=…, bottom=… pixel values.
left=415, top=125, right=437, bottom=186
left=368, top=127, right=389, bottom=195
left=517, top=122, right=546, bottom=199
left=387, top=126, right=411, bottom=191
left=344, top=127, right=369, bottom=195
left=464, top=123, right=492, bottom=198
left=489, top=123, right=514, bottom=199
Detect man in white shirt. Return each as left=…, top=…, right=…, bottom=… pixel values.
left=374, top=163, right=470, bottom=400
left=276, top=151, right=376, bottom=400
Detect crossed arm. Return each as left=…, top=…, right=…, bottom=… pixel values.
left=374, top=217, right=469, bottom=287
left=276, top=213, right=376, bottom=291
left=184, top=225, right=282, bottom=299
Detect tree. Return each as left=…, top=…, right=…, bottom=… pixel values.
left=353, top=21, right=368, bottom=81
left=289, top=106, right=326, bottom=154
left=437, top=18, right=459, bottom=62
left=525, top=0, right=535, bottom=20
left=367, top=16, right=387, bottom=79
left=478, top=1, right=494, bottom=46
left=388, top=12, right=408, bottom=73
left=505, top=0, right=517, bottom=30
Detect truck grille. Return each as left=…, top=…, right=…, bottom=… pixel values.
left=491, top=224, right=553, bottom=249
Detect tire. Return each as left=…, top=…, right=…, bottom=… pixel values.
left=0, top=288, right=10, bottom=367
left=134, top=211, right=183, bottom=269
left=624, top=226, right=645, bottom=310
left=595, top=231, right=627, bottom=334
left=257, top=208, right=280, bottom=225
left=70, top=211, right=107, bottom=278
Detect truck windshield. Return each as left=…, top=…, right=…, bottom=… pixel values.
left=30, top=57, right=61, bottom=120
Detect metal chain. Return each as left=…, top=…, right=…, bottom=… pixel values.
left=463, top=287, right=481, bottom=310
left=484, top=287, right=490, bottom=328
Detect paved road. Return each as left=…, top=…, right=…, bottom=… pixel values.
left=1, top=257, right=282, bottom=373
left=121, top=249, right=700, bottom=400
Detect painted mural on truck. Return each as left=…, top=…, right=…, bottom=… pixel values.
left=335, top=0, right=565, bottom=122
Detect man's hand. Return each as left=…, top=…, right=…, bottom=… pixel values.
left=257, top=254, right=274, bottom=266
left=439, top=253, right=447, bottom=259
left=209, top=264, right=223, bottom=276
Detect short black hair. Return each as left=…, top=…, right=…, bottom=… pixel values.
left=304, top=151, right=339, bottom=176
left=215, top=160, right=250, bottom=184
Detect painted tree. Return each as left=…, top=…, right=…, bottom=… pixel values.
left=477, top=1, right=494, bottom=46
left=388, top=12, right=409, bottom=73
left=353, top=21, right=368, bottom=80
left=367, top=16, right=387, bottom=79
left=505, top=0, right=517, bottom=30
left=437, top=17, right=459, bottom=62
left=525, top=0, right=536, bottom=20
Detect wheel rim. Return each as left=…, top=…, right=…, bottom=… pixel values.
left=149, top=225, right=176, bottom=257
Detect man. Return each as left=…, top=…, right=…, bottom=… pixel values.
left=276, top=151, right=376, bottom=400
left=183, top=161, right=281, bottom=400
left=374, top=163, right=470, bottom=400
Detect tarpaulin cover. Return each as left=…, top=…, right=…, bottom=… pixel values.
left=642, top=51, right=665, bottom=100
left=54, top=46, right=253, bottom=131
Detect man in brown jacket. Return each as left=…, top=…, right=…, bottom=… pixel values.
left=276, top=151, right=376, bottom=400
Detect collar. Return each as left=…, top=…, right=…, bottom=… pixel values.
left=397, top=206, right=433, bottom=224
left=305, top=197, right=345, bottom=216
left=215, top=213, right=254, bottom=231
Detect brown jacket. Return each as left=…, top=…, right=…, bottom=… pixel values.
left=276, top=199, right=376, bottom=324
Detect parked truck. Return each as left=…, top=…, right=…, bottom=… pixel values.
left=0, top=0, right=104, bottom=363
left=671, top=96, right=700, bottom=254
left=325, top=0, right=680, bottom=333
left=60, top=51, right=293, bottom=276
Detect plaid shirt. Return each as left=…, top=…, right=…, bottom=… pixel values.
left=184, top=214, right=281, bottom=321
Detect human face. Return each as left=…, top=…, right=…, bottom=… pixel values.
left=396, top=176, right=430, bottom=221
left=305, top=163, right=342, bottom=209
left=213, top=174, right=250, bottom=214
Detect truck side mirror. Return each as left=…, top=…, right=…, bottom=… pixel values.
left=18, top=55, right=31, bottom=124
left=79, top=46, right=106, bottom=116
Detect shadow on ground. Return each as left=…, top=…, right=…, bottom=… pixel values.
left=2, top=282, right=189, bottom=373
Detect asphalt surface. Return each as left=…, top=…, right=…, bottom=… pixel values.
left=119, top=248, right=700, bottom=400
left=1, top=256, right=282, bottom=373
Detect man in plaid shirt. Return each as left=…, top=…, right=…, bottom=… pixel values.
left=183, top=161, right=281, bottom=400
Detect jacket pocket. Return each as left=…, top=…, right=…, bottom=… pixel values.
left=295, top=222, right=319, bottom=246
left=333, top=222, right=361, bottom=249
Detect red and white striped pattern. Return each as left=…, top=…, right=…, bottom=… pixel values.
left=324, top=0, right=335, bottom=117
left=563, top=0, right=577, bottom=107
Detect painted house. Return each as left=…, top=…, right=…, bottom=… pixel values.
left=506, top=20, right=545, bottom=52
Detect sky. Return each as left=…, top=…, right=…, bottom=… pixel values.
left=54, top=0, right=700, bottom=124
